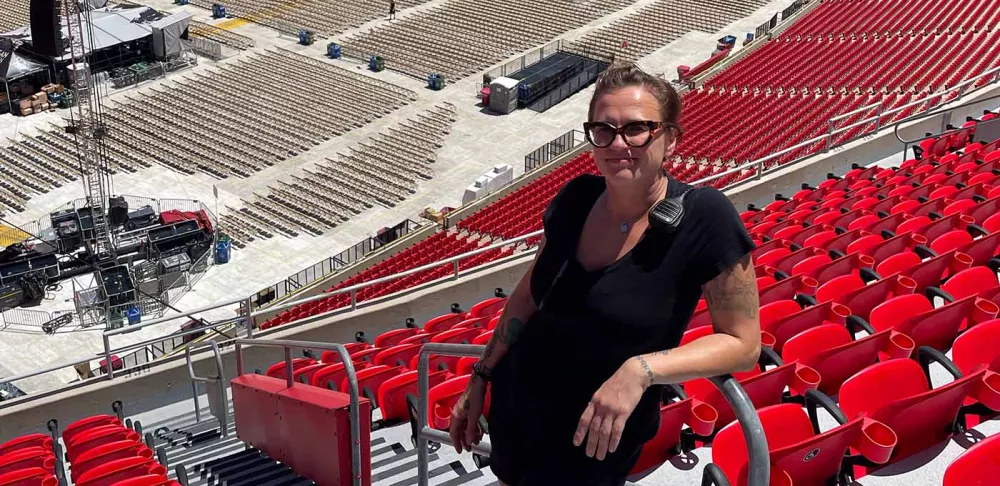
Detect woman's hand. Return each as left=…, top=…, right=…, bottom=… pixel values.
left=449, top=376, right=488, bottom=453
left=573, top=357, right=649, bottom=460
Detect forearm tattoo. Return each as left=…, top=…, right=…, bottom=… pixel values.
left=635, top=355, right=654, bottom=387
left=477, top=316, right=524, bottom=376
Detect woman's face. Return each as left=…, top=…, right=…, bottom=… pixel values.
left=589, top=85, right=676, bottom=187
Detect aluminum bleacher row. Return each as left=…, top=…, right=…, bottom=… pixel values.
left=567, top=0, right=770, bottom=62
left=0, top=49, right=416, bottom=218
left=188, top=0, right=432, bottom=38
left=339, top=0, right=634, bottom=82
left=220, top=103, right=456, bottom=246
left=674, top=0, right=1000, bottom=172
left=0, top=0, right=30, bottom=33
left=186, top=21, right=256, bottom=51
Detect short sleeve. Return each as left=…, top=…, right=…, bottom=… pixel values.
left=683, top=187, right=756, bottom=286
left=541, top=174, right=603, bottom=253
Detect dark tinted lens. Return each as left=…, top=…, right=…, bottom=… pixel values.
left=622, top=122, right=652, bottom=146
left=587, top=123, right=616, bottom=147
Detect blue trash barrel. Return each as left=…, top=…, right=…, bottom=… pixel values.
left=216, top=239, right=232, bottom=264
left=328, top=43, right=341, bottom=58
left=126, top=306, right=141, bottom=326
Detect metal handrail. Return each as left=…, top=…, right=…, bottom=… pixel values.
left=414, top=343, right=770, bottom=486
left=185, top=341, right=228, bottom=437
left=893, top=92, right=1000, bottom=145
left=233, top=339, right=362, bottom=486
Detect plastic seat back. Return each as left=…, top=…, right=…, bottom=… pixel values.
left=942, top=266, right=1000, bottom=300
left=344, top=365, right=404, bottom=406
left=943, top=432, right=1000, bottom=486
left=320, top=342, right=368, bottom=363
left=63, top=415, right=121, bottom=446
left=958, top=232, right=1000, bottom=267
left=0, top=447, right=54, bottom=477
left=783, top=325, right=912, bottom=396
left=311, top=361, right=369, bottom=392
left=67, top=426, right=139, bottom=463
left=764, top=300, right=851, bottom=353
left=840, top=359, right=985, bottom=460
left=0, top=435, right=51, bottom=457
left=469, top=297, right=506, bottom=318
left=873, top=294, right=998, bottom=351
left=373, top=343, right=423, bottom=369
left=76, top=456, right=166, bottom=486
left=952, top=319, right=1000, bottom=375
left=759, top=275, right=819, bottom=307
left=685, top=363, right=812, bottom=433
left=0, top=467, right=58, bottom=486
left=377, top=369, right=450, bottom=423
left=265, top=358, right=315, bottom=379
left=818, top=274, right=916, bottom=320
left=423, top=312, right=468, bottom=334
left=72, top=441, right=152, bottom=482
left=374, top=328, right=422, bottom=348
left=713, top=404, right=867, bottom=486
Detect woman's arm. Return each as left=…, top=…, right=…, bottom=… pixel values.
left=632, top=252, right=761, bottom=386
left=449, top=237, right=543, bottom=452
left=475, top=238, right=543, bottom=376
left=573, top=253, right=761, bottom=460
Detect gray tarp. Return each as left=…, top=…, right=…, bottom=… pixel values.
left=150, top=11, right=192, bottom=59
left=1, top=51, right=48, bottom=82
left=52, top=6, right=156, bottom=60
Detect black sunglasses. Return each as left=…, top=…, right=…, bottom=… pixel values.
left=583, top=120, right=673, bottom=148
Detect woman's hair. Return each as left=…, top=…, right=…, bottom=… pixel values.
left=588, top=62, right=683, bottom=142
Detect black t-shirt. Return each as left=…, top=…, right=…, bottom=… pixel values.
left=491, top=173, right=756, bottom=452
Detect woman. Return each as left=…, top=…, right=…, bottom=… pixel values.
left=449, top=62, right=761, bottom=486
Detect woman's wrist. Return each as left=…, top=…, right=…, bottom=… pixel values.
left=630, top=355, right=655, bottom=390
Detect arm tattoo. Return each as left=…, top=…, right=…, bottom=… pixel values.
left=703, top=254, right=759, bottom=320
left=635, top=356, right=654, bottom=387
left=477, top=316, right=525, bottom=375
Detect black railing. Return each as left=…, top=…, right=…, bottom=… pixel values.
left=524, top=129, right=586, bottom=172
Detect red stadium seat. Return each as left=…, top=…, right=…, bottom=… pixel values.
left=684, top=362, right=819, bottom=435
left=711, top=403, right=895, bottom=486
left=66, top=426, right=140, bottom=463
left=839, top=356, right=1000, bottom=462
left=265, top=358, right=316, bottom=379
left=943, top=429, right=1000, bottom=486
left=376, top=369, right=451, bottom=424
left=0, top=447, right=54, bottom=477
left=311, top=361, right=370, bottom=392
left=782, top=325, right=913, bottom=396
left=0, top=467, right=58, bottom=486
left=62, top=415, right=122, bottom=446
left=868, top=293, right=998, bottom=351
left=758, top=300, right=851, bottom=353
left=630, top=397, right=717, bottom=476
left=72, top=441, right=153, bottom=482
left=75, top=456, right=167, bottom=486
left=0, top=435, right=52, bottom=458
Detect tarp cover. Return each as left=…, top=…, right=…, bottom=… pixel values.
left=1, top=50, right=48, bottom=82
left=150, top=11, right=192, bottom=58
left=33, top=6, right=162, bottom=60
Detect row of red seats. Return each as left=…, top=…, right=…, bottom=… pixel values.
left=676, top=0, right=999, bottom=167
left=261, top=232, right=513, bottom=329
left=0, top=403, right=178, bottom=486
left=262, top=291, right=507, bottom=430
left=710, top=31, right=1000, bottom=95
left=630, top=133, right=1000, bottom=484
left=782, top=0, right=1000, bottom=38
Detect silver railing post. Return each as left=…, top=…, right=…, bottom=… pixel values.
left=185, top=342, right=229, bottom=437
left=233, top=339, right=362, bottom=486
left=244, top=297, right=254, bottom=339
left=103, top=334, right=114, bottom=379
left=453, top=260, right=460, bottom=279
left=709, top=375, right=769, bottom=486
left=416, top=344, right=490, bottom=486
